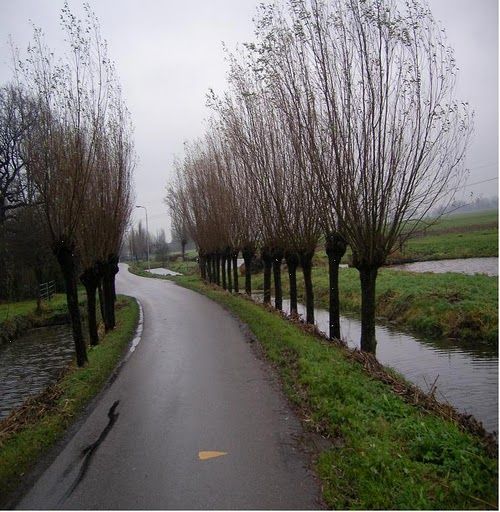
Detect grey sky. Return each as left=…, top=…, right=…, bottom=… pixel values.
left=1, top=0, right=498, bottom=236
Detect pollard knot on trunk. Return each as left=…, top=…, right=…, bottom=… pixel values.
left=284, top=250, right=299, bottom=269
left=325, top=232, right=347, bottom=264
left=271, top=247, right=284, bottom=264
left=351, top=250, right=385, bottom=271
left=261, top=246, right=273, bottom=265
left=298, top=249, right=315, bottom=324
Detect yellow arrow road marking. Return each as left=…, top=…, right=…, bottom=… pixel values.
left=198, top=451, right=227, bottom=460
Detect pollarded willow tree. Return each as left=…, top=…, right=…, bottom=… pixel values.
left=168, top=0, right=471, bottom=354
left=292, top=0, right=472, bottom=351
left=78, top=91, right=134, bottom=345
left=248, top=1, right=348, bottom=336
left=19, top=4, right=134, bottom=365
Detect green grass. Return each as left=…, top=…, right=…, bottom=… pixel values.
left=416, top=210, right=498, bottom=232
left=0, top=291, right=88, bottom=345
left=171, top=275, right=498, bottom=509
left=130, top=259, right=199, bottom=276
left=250, top=265, right=498, bottom=344
left=0, top=295, right=139, bottom=504
left=130, top=249, right=498, bottom=345
left=130, top=209, right=498, bottom=344
left=0, top=293, right=69, bottom=322
left=402, top=231, right=498, bottom=261
left=394, top=210, right=498, bottom=261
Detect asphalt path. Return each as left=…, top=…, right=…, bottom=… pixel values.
left=16, top=265, right=321, bottom=509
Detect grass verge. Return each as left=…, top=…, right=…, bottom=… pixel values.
left=172, top=274, right=497, bottom=509
left=0, top=295, right=139, bottom=505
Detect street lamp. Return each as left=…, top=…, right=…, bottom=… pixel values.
left=136, top=205, right=150, bottom=270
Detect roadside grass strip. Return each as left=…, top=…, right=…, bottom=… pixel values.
left=0, top=295, right=139, bottom=505
left=174, top=275, right=497, bottom=510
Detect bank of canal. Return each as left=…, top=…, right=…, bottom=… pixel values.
left=254, top=295, right=498, bottom=433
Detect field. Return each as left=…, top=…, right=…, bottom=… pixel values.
left=390, top=209, right=498, bottom=262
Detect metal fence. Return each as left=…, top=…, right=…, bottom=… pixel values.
left=39, top=280, right=56, bottom=301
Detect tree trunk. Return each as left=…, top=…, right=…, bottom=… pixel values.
left=212, top=255, right=217, bottom=283
left=232, top=251, right=239, bottom=293
left=272, top=248, right=284, bottom=311
left=110, top=255, right=118, bottom=302
left=97, top=274, right=105, bottom=321
left=102, top=255, right=119, bottom=331
left=215, top=252, right=221, bottom=286
left=102, top=268, right=114, bottom=331
left=181, top=240, right=186, bottom=261
left=80, top=267, right=99, bottom=346
left=262, top=247, right=273, bottom=305
left=199, top=254, right=207, bottom=281
left=227, top=251, right=233, bottom=292
left=206, top=255, right=211, bottom=282
left=358, top=265, right=378, bottom=353
left=221, top=253, right=227, bottom=290
left=242, top=246, right=255, bottom=296
left=325, top=232, right=347, bottom=340
left=299, top=251, right=315, bottom=324
left=285, top=251, right=299, bottom=316
left=54, top=243, right=87, bottom=367
left=209, top=255, right=214, bottom=283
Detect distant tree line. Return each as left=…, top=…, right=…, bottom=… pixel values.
left=167, top=0, right=472, bottom=353
left=432, top=195, right=498, bottom=216
left=122, top=223, right=195, bottom=263
left=0, top=3, right=135, bottom=366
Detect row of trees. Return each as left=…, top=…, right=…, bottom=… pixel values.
left=1, top=4, right=135, bottom=366
left=124, top=223, right=171, bottom=265
left=168, top=0, right=471, bottom=352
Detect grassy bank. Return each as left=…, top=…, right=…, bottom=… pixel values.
left=251, top=265, right=498, bottom=345
left=0, top=294, right=68, bottom=322
left=128, top=209, right=498, bottom=344
left=128, top=253, right=498, bottom=345
left=0, top=293, right=86, bottom=345
left=171, top=274, right=497, bottom=509
left=0, top=295, right=139, bottom=505
left=127, top=259, right=198, bottom=275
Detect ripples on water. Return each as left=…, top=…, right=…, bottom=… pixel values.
left=254, top=295, right=498, bottom=433
left=0, top=325, right=74, bottom=420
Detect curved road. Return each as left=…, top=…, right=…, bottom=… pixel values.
left=16, top=265, right=321, bottom=509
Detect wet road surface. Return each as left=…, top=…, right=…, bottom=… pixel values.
left=16, top=265, right=320, bottom=510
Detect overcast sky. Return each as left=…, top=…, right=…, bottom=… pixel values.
left=1, top=0, right=498, bottom=235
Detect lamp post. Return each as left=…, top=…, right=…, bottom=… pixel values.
left=136, top=205, right=150, bottom=270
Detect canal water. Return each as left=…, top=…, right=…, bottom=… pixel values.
left=147, top=267, right=182, bottom=276
left=0, top=324, right=74, bottom=420
left=390, top=257, right=498, bottom=276
left=254, top=295, right=498, bottom=434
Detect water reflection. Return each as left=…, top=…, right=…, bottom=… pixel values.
left=253, top=294, right=498, bottom=433
left=0, top=324, right=74, bottom=420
